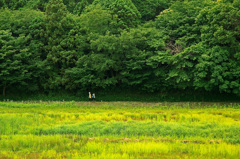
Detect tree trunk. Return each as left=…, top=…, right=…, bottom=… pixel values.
left=3, top=86, right=6, bottom=97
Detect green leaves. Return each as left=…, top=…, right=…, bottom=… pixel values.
left=132, top=0, right=169, bottom=21
left=197, top=2, right=240, bottom=48
left=0, top=30, right=42, bottom=95
left=1, top=0, right=240, bottom=96
left=109, top=0, right=141, bottom=29
left=91, top=0, right=141, bottom=29
left=79, top=5, right=118, bottom=35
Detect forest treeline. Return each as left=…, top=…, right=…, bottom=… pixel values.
left=0, top=0, right=240, bottom=97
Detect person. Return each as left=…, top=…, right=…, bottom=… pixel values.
left=89, top=92, right=92, bottom=101
left=92, top=93, right=95, bottom=101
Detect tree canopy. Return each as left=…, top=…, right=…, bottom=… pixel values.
left=0, top=0, right=240, bottom=97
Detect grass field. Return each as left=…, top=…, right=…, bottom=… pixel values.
left=0, top=101, right=240, bottom=158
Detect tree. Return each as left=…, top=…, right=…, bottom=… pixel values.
left=92, top=0, right=141, bottom=29
left=192, top=1, right=240, bottom=95
left=43, top=0, right=80, bottom=90
left=121, top=25, right=167, bottom=92
left=109, top=0, right=141, bottom=29
left=73, top=0, right=90, bottom=15
left=196, top=2, right=240, bottom=50
left=0, top=9, right=45, bottom=96
left=0, top=0, right=28, bottom=10
left=0, top=30, right=43, bottom=96
left=132, top=0, right=170, bottom=21
left=65, top=5, right=119, bottom=91
left=79, top=5, right=119, bottom=35
left=153, top=0, right=210, bottom=90
left=25, top=0, right=50, bottom=11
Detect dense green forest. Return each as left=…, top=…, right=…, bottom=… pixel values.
left=0, top=0, right=240, bottom=100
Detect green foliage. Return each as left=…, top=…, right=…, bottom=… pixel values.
left=109, top=0, right=141, bottom=29
left=73, top=0, right=90, bottom=15
left=0, top=30, right=43, bottom=95
left=132, top=0, right=170, bottom=21
left=192, top=2, right=240, bottom=94
left=0, top=0, right=28, bottom=10
left=92, top=0, right=141, bottom=29
left=79, top=5, right=118, bottom=34
left=42, top=0, right=80, bottom=89
left=0, top=9, right=45, bottom=96
left=196, top=2, right=240, bottom=49
left=1, top=0, right=240, bottom=98
left=120, top=26, right=167, bottom=91
left=24, top=0, right=49, bottom=11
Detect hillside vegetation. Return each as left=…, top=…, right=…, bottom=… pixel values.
left=0, top=0, right=240, bottom=99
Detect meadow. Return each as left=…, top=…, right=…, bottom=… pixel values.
left=0, top=101, right=240, bottom=159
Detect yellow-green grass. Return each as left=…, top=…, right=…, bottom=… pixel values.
left=0, top=101, right=240, bottom=158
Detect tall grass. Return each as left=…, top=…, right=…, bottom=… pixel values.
left=0, top=101, right=240, bottom=158
left=0, top=135, right=240, bottom=159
